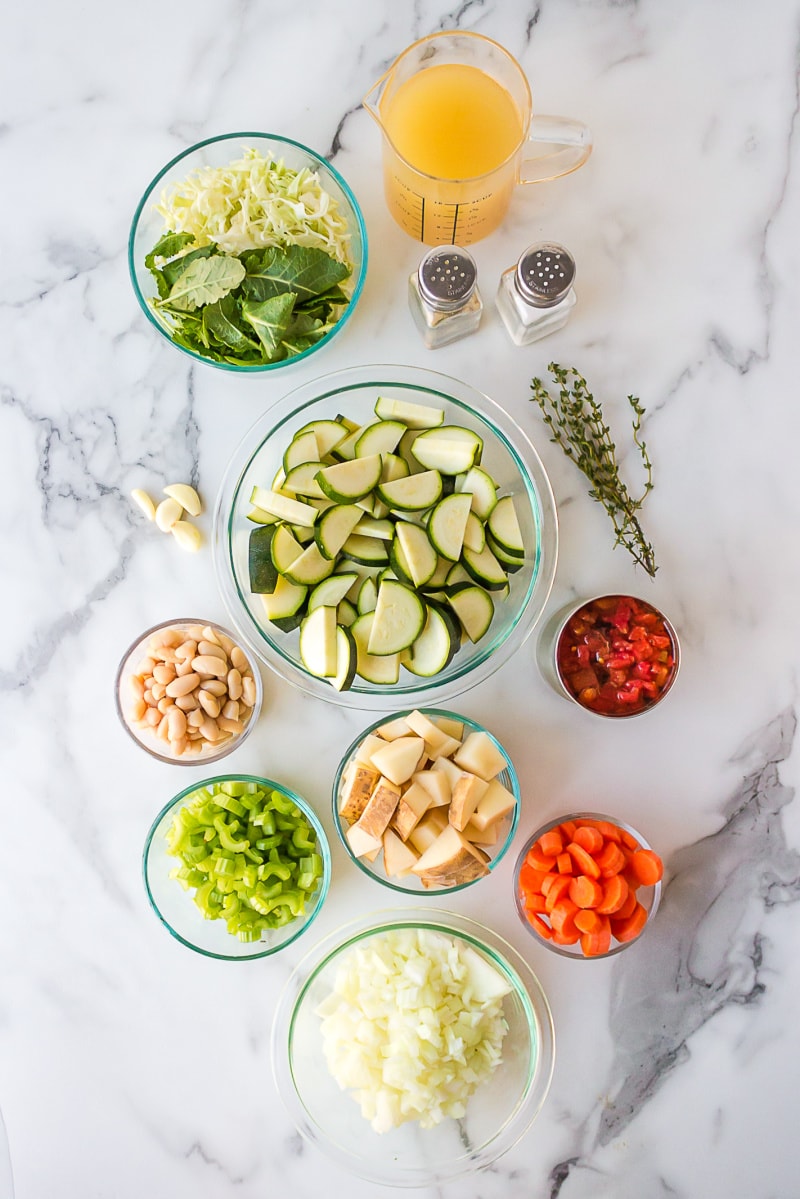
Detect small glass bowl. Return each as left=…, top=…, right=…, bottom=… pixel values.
left=514, top=811, right=663, bottom=959
left=536, top=593, right=680, bottom=719
left=272, top=908, right=554, bottom=1185
left=143, top=774, right=331, bottom=960
left=213, top=363, right=558, bottom=710
left=128, top=132, right=368, bottom=372
left=115, top=617, right=263, bottom=765
left=332, top=708, right=520, bottom=895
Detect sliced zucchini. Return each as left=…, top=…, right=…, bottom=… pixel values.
left=258, top=575, right=308, bottom=631
left=486, top=528, right=525, bottom=573
left=427, top=492, right=472, bottom=562
left=283, top=461, right=326, bottom=498
left=352, top=516, right=395, bottom=540
left=351, top=613, right=401, bottom=684
left=337, top=597, right=358, bottom=627
left=354, top=420, right=405, bottom=458
left=380, top=453, right=410, bottom=483
left=454, top=466, right=498, bottom=520
left=447, top=583, right=495, bottom=644
left=316, top=454, right=382, bottom=502
left=328, top=424, right=363, bottom=461
left=419, top=556, right=452, bottom=591
left=246, top=505, right=279, bottom=525
left=367, top=580, right=426, bottom=655
left=291, top=523, right=315, bottom=544
left=445, top=562, right=471, bottom=589
left=299, top=606, right=338, bottom=678
left=332, top=625, right=357, bottom=691
left=313, top=503, right=363, bottom=560
left=395, top=521, right=437, bottom=587
left=308, top=572, right=359, bottom=612
left=249, top=486, right=317, bottom=528
left=388, top=535, right=414, bottom=586
left=402, top=603, right=456, bottom=677
left=375, top=396, right=445, bottom=429
left=356, top=575, right=378, bottom=615
left=282, top=429, right=320, bottom=473
left=270, top=524, right=305, bottom=574
left=248, top=525, right=279, bottom=594
left=463, top=509, right=486, bottom=553
left=411, top=426, right=483, bottom=474
left=295, top=419, right=349, bottom=458
left=283, top=541, right=336, bottom=586
left=397, top=427, right=424, bottom=475
left=377, top=470, right=443, bottom=511
left=461, top=543, right=508, bottom=591
left=340, top=533, right=389, bottom=567
left=487, top=495, right=524, bottom=558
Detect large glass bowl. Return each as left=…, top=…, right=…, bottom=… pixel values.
left=213, top=364, right=558, bottom=709
left=272, top=909, right=555, bottom=1185
left=143, top=774, right=331, bottom=961
left=128, top=132, right=368, bottom=372
left=332, top=708, right=520, bottom=895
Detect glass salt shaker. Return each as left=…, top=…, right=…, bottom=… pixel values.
left=408, top=245, right=483, bottom=349
left=496, top=242, right=576, bottom=346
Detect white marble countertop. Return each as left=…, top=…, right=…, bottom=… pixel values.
left=3, top=2, right=799, bottom=1196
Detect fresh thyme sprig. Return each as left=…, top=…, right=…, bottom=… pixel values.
left=530, top=363, right=657, bottom=577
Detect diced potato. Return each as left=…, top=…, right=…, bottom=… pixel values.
left=431, top=754, right=462, bottom=786
left=356, top=776, right=401, bottom=840
left=463, top=819, right=499, bottom=846
left=412, top=769, right=451, bottom=807
left=369, top=736, right=425, bottom=785
left=382, top=828, right=420, bottom=877
left=469, top=778, right=516, bottom=831
left=339, top=762, right=380, bottom=822
left=407, top=807, right=449, bottom=854
left=432, top=716, right=464, bottom=741
left=354, top=733, right=386, bottom=766
left=346, top=822, right=382, bottom=858
left=453, top=730, right=508, bottom=781
left=448, top=770, right=489, bottom=831
left=391, top=781, right=432, bottom=841
left=375, top=716, right=412, bottom=741
left=404, top=710, right=462, bottom=760
left=412, top=825, right=489, bottom=885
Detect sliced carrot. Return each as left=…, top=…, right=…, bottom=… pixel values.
left=574, top=908, right=603, bottom=935
left=569, top=875, right=603, bottom=909
left=540, top=871, right=563, bottom=897
left=580, top=921, right=612, bottom=956
left=526, top=911, right=553, bottom=940
left=595, top=840, right=626, bottom=877
left=595, top=874, right=629, bottom=915
left=620, top=828, right=640, bottom=851
left=552, top=928, right=581, bottom=946
left=549, top=898, right=580, bottom=938
left=622, top=865, right=642, bottom=892
left=571, top=824, right=604, bottom=855
left=566, top=842, right=601, bottom=879
left=629, top=848, right=664, bottom=886
left=611, top=901, right=648, bottom=942
left=544, top=875, right=573, bottom=912
left=556, top=851, right=573, bottom=874
left=518, top=862, right=549, bottom=893
left=559, top=819, right=578, bottom=840
left=615, top=888, right=638, bottom=920
left=588, top=819, right=623, bottom=843
left=526, top=843, right=557, bottom=871
left=539, top=829, right=564, bottom=858
left=524, top=892, right=548, bottom=914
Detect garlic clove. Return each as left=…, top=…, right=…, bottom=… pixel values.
left=171, top=520, right=202, bottom=552
left=155, top=497, right=183, bottom=532
left=163, top=483, right=202, bottom=517
left=131, top=488, right=156, bottom=521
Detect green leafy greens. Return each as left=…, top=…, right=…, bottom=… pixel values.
left=530, top=363, right=657, bottom=577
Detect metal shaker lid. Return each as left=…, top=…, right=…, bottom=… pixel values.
left=514, top=243, right=575, bottom=308
left=418, top=246, right=478, bottom=311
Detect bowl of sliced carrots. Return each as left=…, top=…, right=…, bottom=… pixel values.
left=514, top=812, right=664, bottom=959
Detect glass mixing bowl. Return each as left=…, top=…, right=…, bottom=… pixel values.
left=128, top=132, right=367, bottom=372
left=213, top=364, right=558, bottom=709
left=272, top=909, right=555, bottom=1185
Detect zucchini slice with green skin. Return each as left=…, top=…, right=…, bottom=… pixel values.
left=388, top=534, right=414, bottom=586
left=486, top=528, right=525, bottom=573
left=337, top=597, right=358, bottom=627
left=356, top=575, right=378, bottom=615
left=283, top=541, right=336, bottom=586
left=316, top=454, right=382, bottom=502
left=331, top=624, right=357, bottom=691
left=283, top=461, right=326, bottom=498
left=463, top=510, right=485, bottom=553
left=299, top=606, right=338, bottom=678
left=377, top=469, right=443, bottom=511
left=271, top=524, right=305, bottom=575
left=487, top=494, right=525, bottom=557
left=411, top=426, right=483, bottom=474
left=447, top=583, right=495, bottom=644
left=328, top=424, right=363, bottom=462
left=397, top=427, right=425, bottom=475
left=374, top=395, right=445, bottom=429
left=445, top=562, right=471, bottom=589
left=352, top=515, right=394, bottom=540
left=427, top=492, right=472, bottom=562
left=248, top=525, right=279, bottom=594
left=454, top=466, right=498, bottom=520
left=419, top=556, right=452, bottom=591
left=246, top=505, right=280, bottom=525
left=340, top=533, right=389, bottom=567
left=258, top=575, right=308, bottom=629
left=249, top=486, right=317, bottom=527
left=395, top=521, right=438, bottom=587
left=307, top=572, right=359, bottom=612
left=367, top=579, right=426, bottom=655
left=461, top=543, right=508, bottom=591
left=313, top=503, right=363, bottom=560
left=354, top=419, right=405, bottom=459
left=351, top=613, right=401, bottom=683
left=295, top=419, right=349, bottom=458
left=402, top=602, right=457, bottom=677
left=282, top=429, right=320, bottom=473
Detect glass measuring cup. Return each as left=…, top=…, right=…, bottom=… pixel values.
left=363, top=31, right=592, bottom=246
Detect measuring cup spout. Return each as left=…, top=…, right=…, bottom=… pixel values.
left=362, top=68, right=391, bottom=129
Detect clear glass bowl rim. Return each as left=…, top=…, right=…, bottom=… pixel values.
left=513, top=810, right=663, bottom=959
left=127, top=131, right=369, bottom=373
left=331, top=707, right=521, bottom=895
left=114, top=615, right=264, bottom=765
left=271, top=907, right=555, bottom=1185
left=212, top=362, right=559, bottom=710
left=142, top=772, right=331, bottom=961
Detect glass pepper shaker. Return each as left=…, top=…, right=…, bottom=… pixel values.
left=496, top=242, right=576, bottom=346
left=408, top=245, right=483, bottom=349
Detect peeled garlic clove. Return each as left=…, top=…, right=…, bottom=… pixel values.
left=155, top=497, right=183, bottom=532
left=172, top=520, right=202, bottom=552
left=131, top=489, right=156, bottom=521
left=163, top=483, right=202, bottom=517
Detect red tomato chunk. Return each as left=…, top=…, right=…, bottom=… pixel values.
left=556, top=595, right=677, bottom=717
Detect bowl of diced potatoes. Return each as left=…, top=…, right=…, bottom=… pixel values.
left=331, top=708, right=520, bottom=894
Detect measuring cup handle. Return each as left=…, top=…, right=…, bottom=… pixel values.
left=519, top=115, right=593, bottom=184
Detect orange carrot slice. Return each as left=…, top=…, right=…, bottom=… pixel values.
left=527, top=911, right=553, bottom=939
left=539, top=829, right=564, bottom=858
left=550, top=898, right=580, bottom=938
left=574, top=908, right=603, bottom=935
left=629, top=848, right=664, bottom=886
left=556, top=851, right=573, bottom=874
left=571, top=824, right=604, bottom=855
left=566, top=842, right=601, bottom=879
left=595, top=840, right=626, bottom=877
left=559, top=819, right=578, bottom=839
left=611, top=901, right=648, bottom=942
left=526, top=843, right=557, bottom=871
left=596, top=874, right=629, bottom=915
left=569, top=875, right=603, bottom=909
left=615, top=888, right=638, bottom=920
left=580, top=921, right=612, bottom=956
left=544, top=875, right=573, bottom=912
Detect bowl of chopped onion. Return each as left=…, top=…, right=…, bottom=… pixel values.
left=272, top=909, right=554, bottom=1185
left=128, top=132, right=367, bottom=371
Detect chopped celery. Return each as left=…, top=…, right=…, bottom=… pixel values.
left=165, top=779, right=323, bottom=942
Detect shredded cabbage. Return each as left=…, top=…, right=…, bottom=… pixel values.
left=316, top=928, right=511, bottom=1134
left=155, top=147, right=352, bottom=264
